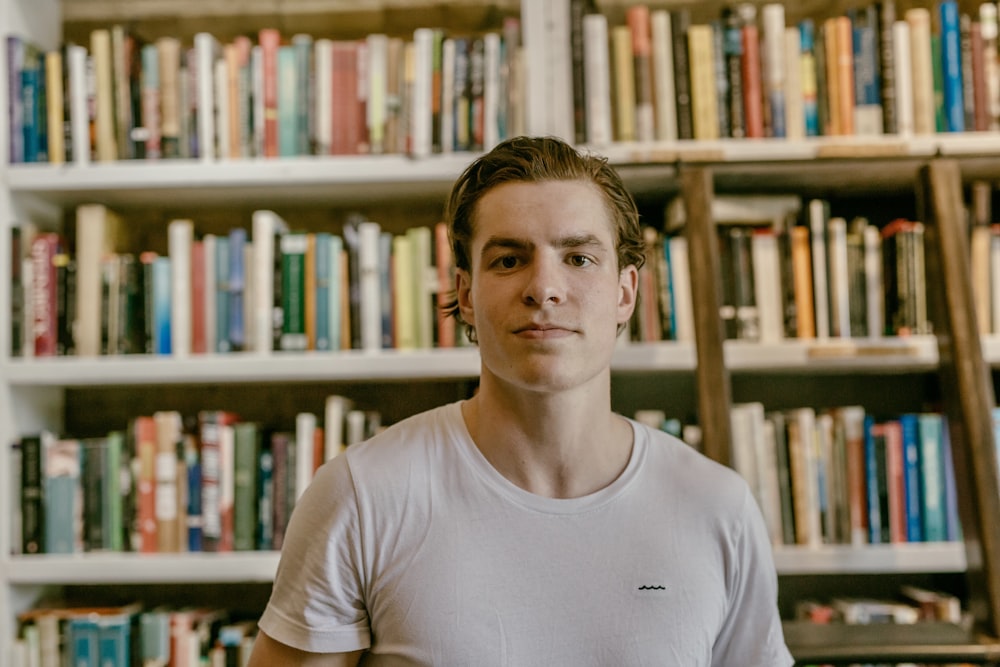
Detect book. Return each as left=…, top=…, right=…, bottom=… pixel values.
left=233, top=421, right=259, bottom=551
left=30, top=232, right=60, bottom=357
left=157, top=36, right=182, bottom=157
left=199, top=410, right=239, bottom=553
left=44, top=49, right=64, bottom=164
left=168, top=219, right=194, bottom=357
left=938, top=1, right=965, bottom=132
left=906, top=8, right=935, bottom=135
left=687, top=24, right=719, bottom=140
left=582, top=13, right=612, bottom=146
left=671, top=8, right=694, bottom=139
left=75, top=204, right=128, bottom=357
left=153, top=411, right=182, bottom=553
left=91, top=29, right=118, bottom=162
left=194, top=33, right=220, bottom=161
left=762, top=4, right=787, bottom=138
left=650, top=9, right=677, bottom=141
left=627, top=5, right=655, bottom=142
left=44, top=434, right=82, bottom=554
left=20, top=434, right=44, bottom=554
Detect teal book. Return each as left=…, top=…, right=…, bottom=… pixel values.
left=918, top=412, right=947, bottom=542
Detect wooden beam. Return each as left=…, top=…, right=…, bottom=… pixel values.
left=681, top=166, right=733, bottom=466
left=920, top=159, right=1000, bottom=640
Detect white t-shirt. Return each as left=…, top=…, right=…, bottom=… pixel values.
left=258, top=401, right=793, bottom=666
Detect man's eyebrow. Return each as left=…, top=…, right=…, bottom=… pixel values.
left=479, top=234, right=607, bottom=256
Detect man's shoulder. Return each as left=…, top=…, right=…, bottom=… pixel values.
left=636, top=421, right=750, bottom=505
left=342, top=401, right=463, bottom=472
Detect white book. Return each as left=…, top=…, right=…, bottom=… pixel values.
left=826, top=217, right=851, bottom=339
left=749, top=403, right=783, bottom=546
left=410, top=28, right=434, bottom=158
left=314, top=39, right=333, bottom=155
left=295, top=412, right=317, bottom=500
left=789, top=406, right=822, bottom=547
left=359, top=221, right=383, bottom=352
left=346, top=409, right=368, bottom=446
left=751, top=229, right=784, bottom=343
left=324, top=394, right=352, bottom=460
left=251, top=210, right=288, bottom=353
left=905, top=9, right=934, bottom=135
left=892, top=20, right=914, bottom=137
left=863, top=224, right=884, bottom=338
left=483, top=32, right=502, bottom=150
left=367, top=33, right=388, bottom=154
left=168, top=219, right=194, bottom=356
left=194, top=33, right=219, bottom=161
left=668, top=235, right=694, bottom=342
left=761, top=3, right=787, bottom=137
left=651, top=9, right=677, bottom=141
left=440, top=38, right=456, bottom=154
left=808, top=199, right=830, bottom=340
left=583, top=13, right=613, bottom=146
left=730, top=403, right=760, bottom=502
left=202, top=234, right=217, bottom=355
left=783, top=27, right=805, bottom=140
left=521, top=0, right=573, bottom=141
left=67, top=44, right=90, bottom=165
left=214, top=58, right=230, bottom=158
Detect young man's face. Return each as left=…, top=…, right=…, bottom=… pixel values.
left=456, top=179, right=638, bottom=395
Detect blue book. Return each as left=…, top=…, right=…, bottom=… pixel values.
left=864, top=415, right=886, bottom=544
left=69, top=616, right=100, bottom=667
left=215, top=235, right=230, bottom=353
left=799, top=20, right=820, bottom=137
left=379, top=231, right=394, bottom=349
left=940, top=416, right=962, bottom=542
left=140, top=609, right=170, bottom=666
left=186, top=436, right=203, bottom=552
left=329, top=235, right=343, bottom=351
left=257, top=448, right=274, bottom=550
left=899, top=413, right=922, bottom=542
left=662, top=236, right=677, bottom=340
left=20, top=46, right=41, bottom=163
left=97, top=613, right=132, bottom=667
left=314, top=232, right=332, bottom=351
left=939, top=0, right=964, bottom=132
left=228, top=227, right=246, bottom=351
left=918, top=412, right=947, bottom=542
left=152, top=256, right=172, bottom=355
left=7, top=35, right=24, bottom=163
left=44, top=436, right=81, bottom=554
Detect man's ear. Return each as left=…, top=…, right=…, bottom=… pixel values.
left=617, top=264, right=639, bottom=324
left=456, top=268, right=474, bottom=324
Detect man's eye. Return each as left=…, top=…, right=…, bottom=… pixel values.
left=568, top=255, right=593, bottom=267
left=495, top=255, right=519, bottom=269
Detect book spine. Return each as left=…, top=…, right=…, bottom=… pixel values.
left=938, top=0, right=965, bottom=132
left=233, top=422, right=259, bottom=551
left=259, top=28, right=280, bottom=158
left=611, top=26, right=636, bottom=142
left=20, top=434, right=44, bottom=554
left=30, top=232, right=60, bottom=356
left=651, top=10, right=677, bottom=141
left=742, top=16, right=765, bottom=138
left=583, top=14, right=613, bottom=146
left=723, top=10, right=747, bottom=138
left=628, top=5, right=655, bottom=142
left=168, top=219, right=193, bottom=356
left=671, top=9, right=693, bottom=139
left=762, top=4, right=787, bottom=138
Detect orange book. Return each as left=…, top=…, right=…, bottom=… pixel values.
left=790, top=226, right=815, bottom=339
left=191, top=240, right=206, bottom=354
left=259, top=28, right=281, bottom=158
left=742, top=23, right=764, bottom=138
left=834, top=16, right=855, bottom=136
left=313, top=426, right=325, bottom=475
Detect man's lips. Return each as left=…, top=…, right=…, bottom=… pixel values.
left=513, top=324, right=575, bottom=337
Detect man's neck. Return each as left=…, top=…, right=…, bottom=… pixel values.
left=461, top=380, right=633, bottom=499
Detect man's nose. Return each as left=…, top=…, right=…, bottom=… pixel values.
left=521, top=257, right=565, bottom=305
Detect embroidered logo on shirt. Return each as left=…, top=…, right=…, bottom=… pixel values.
left=637, top=585, right=666, bottom=591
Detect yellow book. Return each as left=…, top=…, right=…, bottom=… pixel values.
left=687, top=24, right=719, bottom=140
left=90, top=29, right=117, bottom=161
left=44, top=50, right=64, bottom=164
left=611, top=25, right=636, bottom=142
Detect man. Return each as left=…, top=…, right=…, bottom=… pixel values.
left=248, top=136, right=792, bottom=666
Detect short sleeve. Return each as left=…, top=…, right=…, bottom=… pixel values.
left=711, top=486, right=794, bottom=667
left=257, top=455, right=373, bottom=654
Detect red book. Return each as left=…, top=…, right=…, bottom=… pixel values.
left=330, top=41, right=361, bottom=155
left=30, top=232, right=61, bottom=356
left=132, top=416, right=158, bottom=553
left=882, top=419, right=907, bottom=543
left=741, top=24, right=764, bottom=138
left=258, top=28, right=281, bottom=158
left=191, top=240, right=206, bottom=354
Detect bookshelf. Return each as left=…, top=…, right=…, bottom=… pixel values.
left=6, top=0, right=1000, bottom=664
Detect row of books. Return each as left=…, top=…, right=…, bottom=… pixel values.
left=9, top=394, right=372, bottom=556
left=12, top=603, right=257, bottom=667
left=795, top=584, right=964, bottom=625
left=6, top=15, right=524, bottom=164
left=636, top=194, right=936, bottom=345
left=10, top=206, right=466, bottom=359
left=540, top=0, right=1000, bottom=144
left=733, top=403, right=962, bottom=548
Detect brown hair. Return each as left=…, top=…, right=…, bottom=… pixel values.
left=442, top=136, right=645, bottom=340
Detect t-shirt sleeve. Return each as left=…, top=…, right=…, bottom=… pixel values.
left=711, top=485, right=794, bottom=667
left=257, top=454, right=373, bottom=654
